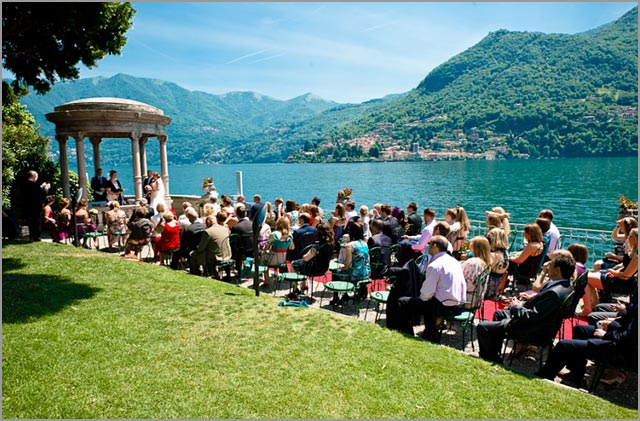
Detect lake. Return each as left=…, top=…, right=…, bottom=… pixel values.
left=87, top=157, right=638, bottom=231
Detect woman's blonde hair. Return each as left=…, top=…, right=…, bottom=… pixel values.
left=109, top=200, right=120, bottom=210
left=455, top=206, right=470, bottom=232
left=486, top=227, right=509, bottom=250
left=469, top=236, right=492, bottom=268
left=203, top=202, right=215, bottom=216
left=492, top=206, right=511, bottom=236
left=275, top=216, right=291, bottom=236
left=163, top=211, right=174, bottom=221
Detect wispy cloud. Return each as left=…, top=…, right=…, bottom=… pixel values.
left=362, top=21, right=397, bottom=33
left=247, top=53, right=286, bottom=65
left=225, top=49, right=270, bottom=65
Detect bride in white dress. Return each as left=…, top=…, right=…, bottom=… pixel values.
left=149, top=172, right=166, bottom=210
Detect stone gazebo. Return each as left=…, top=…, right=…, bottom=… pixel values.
left=45, top=97, right=172, bottom=202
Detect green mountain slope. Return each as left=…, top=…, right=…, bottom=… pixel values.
left=310, top=6, right=637, bottom=161
left=20, top=74, right=340, bottom=165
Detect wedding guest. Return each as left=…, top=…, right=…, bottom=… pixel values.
left=41, top=195, right=60, bottom=242
left=485, top=207, right=511, bottom=237
left=462, top=236, right=492, bottom=306
left=311, top=196, right=324, bottom=220
left=452, top=206, right=471, bottom=252
left=395, top=235, right=466, bottom=342
left=359, top=205, right=371, bottom=240
left=90, top=168, right=108, bottom=202
left=105, top=170, right=125, bottom=205
left=485, top=227, right=510, bottom=298
left=583, top=228, right=638, bottom=316
left=74, top=198, right=98, bottom=248
left=23, top=170, right=51, bottom=241
left=538, top=209, right=561, bottom=252
left=56, top=197, right=73, bottom=242
left=105, top=200, right=128, bottom=249
left=406, top=202, right=422, bottom=236
left=123, top=207, right=153, bottom=259
left=155, top=211, right=181, bottom=265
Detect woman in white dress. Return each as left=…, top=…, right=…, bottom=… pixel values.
left=149, top=172, right=166, bottom=210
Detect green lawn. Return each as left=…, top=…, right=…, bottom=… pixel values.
left=2, top=241, right=637, bottom=419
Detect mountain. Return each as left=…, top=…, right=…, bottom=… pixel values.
left=19, top=6, right=638, bottom=164
left=20, top=73, right=341, bottom=165
left=303, top=6, right=637, bottom=161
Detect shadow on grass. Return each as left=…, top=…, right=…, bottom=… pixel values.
left=2, top=272, right=101, bottom=324
left=2, top=257, right=27, bottom=272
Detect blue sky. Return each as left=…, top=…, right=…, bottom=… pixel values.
left=74, top=2, right=636, bottom=103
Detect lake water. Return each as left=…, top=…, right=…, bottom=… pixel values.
left=87, top=157, right=638, bottom=231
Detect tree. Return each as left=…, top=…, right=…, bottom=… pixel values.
left=2, top=90, right=57, bottom=210
left=2, top=2, right=135, bottom=93
left=2, top=2, right=135, bottom=209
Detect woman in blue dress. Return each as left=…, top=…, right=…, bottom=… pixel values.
left=331, top=218, right=371, bottom=305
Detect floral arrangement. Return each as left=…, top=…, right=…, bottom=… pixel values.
left=618, top=195, right=638, bottom=209
left=337, top=188, right=353, bottom=199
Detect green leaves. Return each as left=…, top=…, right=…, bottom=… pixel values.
left=2, top=3, right=135, bottom=94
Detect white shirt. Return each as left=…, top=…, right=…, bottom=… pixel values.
left=411, top=219, right=436, bottom=253
left=547, top=222, right=561, bottom=251
left=419, top=251, right=466, bottom=306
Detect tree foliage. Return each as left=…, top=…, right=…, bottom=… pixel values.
left=2, top=2, right=134, bottom=93
left=2, top=85, right=57, bottom=209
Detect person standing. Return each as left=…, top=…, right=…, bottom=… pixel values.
left=90, top=168, right=108, bottom=202
left=149, top=172, right=166, bottom=210
left=23, top=170, right=51, bottom=241
left=142, top=169, right=154, bottom=203
left=105, top=170, right=125, bottom=205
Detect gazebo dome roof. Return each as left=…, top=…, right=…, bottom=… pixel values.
left=54, top=97, right=165, bottom=115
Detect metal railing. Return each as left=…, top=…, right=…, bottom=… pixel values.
left=468, top=220, right=615, bottom=269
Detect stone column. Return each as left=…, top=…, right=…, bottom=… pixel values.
left=89, top=137, right=102, bottom=174
left=73, top=133, right=88, bottom=201
left=158, top=135, right=170, bottom=198
left=139, top=136, right=148, bottom=176
left=56, top=135, right=70, bottom=198
left=130, top=132, right=143, bottom=200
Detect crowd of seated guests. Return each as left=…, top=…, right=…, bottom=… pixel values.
left=34, top=187, right=637, bottom=390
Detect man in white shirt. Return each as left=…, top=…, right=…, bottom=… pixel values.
left=404, top=208, right=436, bottom=254
left=396, top=235, right=467, bottom=342
left=538, top=209, right=561, bottom=252
left=345, top=201, right=358, bottom=222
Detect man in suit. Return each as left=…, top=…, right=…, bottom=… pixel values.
left=230, top=204, right=253, bottom=265
left=90, top=168, right=108, bottom=202
left=379, top=203, right=402, bottom=244
left=248, top=194, right=263, bottom=221
left=22, top=170, right=51, bottom=241
left=190, top=214, right=232, bottom=278
left=406, top=202, right=422, bottom=236
left=477, top=250, right=575, bottom=364
left=368, top=218, right=392, bottom=278
left=536, top=297, right=637, bottom=386
left=142, top=170, right=154, bottom=203
left=291, top=212, right=317, bottom=260
left=172, top=208, right=205, bottom=270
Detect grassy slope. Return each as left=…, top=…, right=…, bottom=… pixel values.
left=2, top=241, right=636, bottom=419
